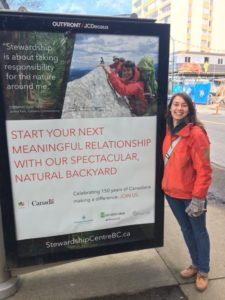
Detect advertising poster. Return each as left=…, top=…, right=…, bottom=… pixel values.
left=0, top=11, right=169, bottom=267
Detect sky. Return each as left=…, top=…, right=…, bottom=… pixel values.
left=7, top=0, right=132, bottom=16
left=5, top=0, right=158, bottom=70
left=4, top=0, right=159, bottom=70
left=72, top=34, right=159, bottom=69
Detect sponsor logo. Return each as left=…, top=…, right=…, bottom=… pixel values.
left=31, top=198, right=55, bottom=206
left=100, top=211, right=125, bottom=221
left=100, top=212, right=106, bottom=218
left=100, top=211, right=125, bottom=218
left=18, top=201, right=26, bottom=208
left=132, top=210, right=151, bottom=216
left=74, top=215, right=93, bottom=224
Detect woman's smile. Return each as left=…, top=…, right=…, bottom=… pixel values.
left=170, top=95, right=189, bottom=126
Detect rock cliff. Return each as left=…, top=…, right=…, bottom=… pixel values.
left=61, top=67, right=132, bottom=119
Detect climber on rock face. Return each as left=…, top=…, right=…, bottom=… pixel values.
left=100, top=60, right=148, bottom=116
left=109, top=56, right=124, bottom=75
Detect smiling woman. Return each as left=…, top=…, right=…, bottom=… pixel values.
left=162, top=92, right=212, bottom=292
left=6, top=0, right=132, bottom=16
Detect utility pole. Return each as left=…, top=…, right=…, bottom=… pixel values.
left=170, top=36, right=175, bottom=94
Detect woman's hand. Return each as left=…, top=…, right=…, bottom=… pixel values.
left=185, top=197, right=207, bottom=217
left=99, top=64, right=111, bottom=74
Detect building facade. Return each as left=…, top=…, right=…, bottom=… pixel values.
left=132, top=0, right=225, bottom=75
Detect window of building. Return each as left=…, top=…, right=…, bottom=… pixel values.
left=150, top=11, right=158, bottom=19
left=202, top=29, right=210, bottom=35
left=185, top=57, right=191, bottom=63
left=201, top=40, right=208, bottom=47
left=218, top=58, right=223, bottom=64
left=143, top=6, right=148, bottom=12
left=202, top=18, right=210, bottom=26
left=161, top=4, right=171, bottom=14
left=203, top=7, right=210, bottom=14
left=145, top=2, right=157, bottom=12
left=204, top=0, right=213, bottom=5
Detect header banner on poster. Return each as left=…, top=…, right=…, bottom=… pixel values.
left=0, top=11, right=169, bottom=267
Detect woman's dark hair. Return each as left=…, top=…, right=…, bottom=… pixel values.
left=168, top=92, right=204, bottom=128
left=122, top=60, right=135, bottom=76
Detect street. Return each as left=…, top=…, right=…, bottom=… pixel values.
left=197, top=105, right=225, bottom=205
left=197, top=106, right=225, bottom=168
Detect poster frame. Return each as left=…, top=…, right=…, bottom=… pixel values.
left=0, top=11, right=169, bottom=268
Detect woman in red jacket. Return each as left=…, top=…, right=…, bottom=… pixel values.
left=162, top=92, right=212, bottom=292
left=101, top=60, right=147, bottom=116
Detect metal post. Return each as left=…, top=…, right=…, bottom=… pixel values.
left=170, top=36, right=175, bottom=94
left=0, top=206, right=20, bottom=299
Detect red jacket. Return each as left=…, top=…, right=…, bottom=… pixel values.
left=108, top=68, right=148, bottom=115
left=109, top=61, right=123, bottom=74
left=162, top=123, right=212, bottom=199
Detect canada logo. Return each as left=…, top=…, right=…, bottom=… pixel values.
left=18, top=201, right=26, bottom=208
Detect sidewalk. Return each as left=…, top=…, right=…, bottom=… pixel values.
left=3, top=103, right=225, bottom=300
left=196, top=103, right=225, bottom=114
left=5, top=199, right=225, bottom=300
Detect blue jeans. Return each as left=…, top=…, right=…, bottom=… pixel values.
left=166, top=194, right=210, bottom=274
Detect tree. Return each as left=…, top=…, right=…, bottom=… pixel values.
left=7, top=0, right=43, bottom=10
left=0, top=0, right=10, bottom=9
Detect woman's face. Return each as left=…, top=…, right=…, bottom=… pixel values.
left=122, top=67, right=133, bottom=80
left=170, top=95, right=189, bottom=126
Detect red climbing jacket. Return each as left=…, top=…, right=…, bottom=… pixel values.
left=108, top=68, right=148, bottom=115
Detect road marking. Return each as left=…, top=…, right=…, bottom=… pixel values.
left=202, top=120, right=225, bottom=125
